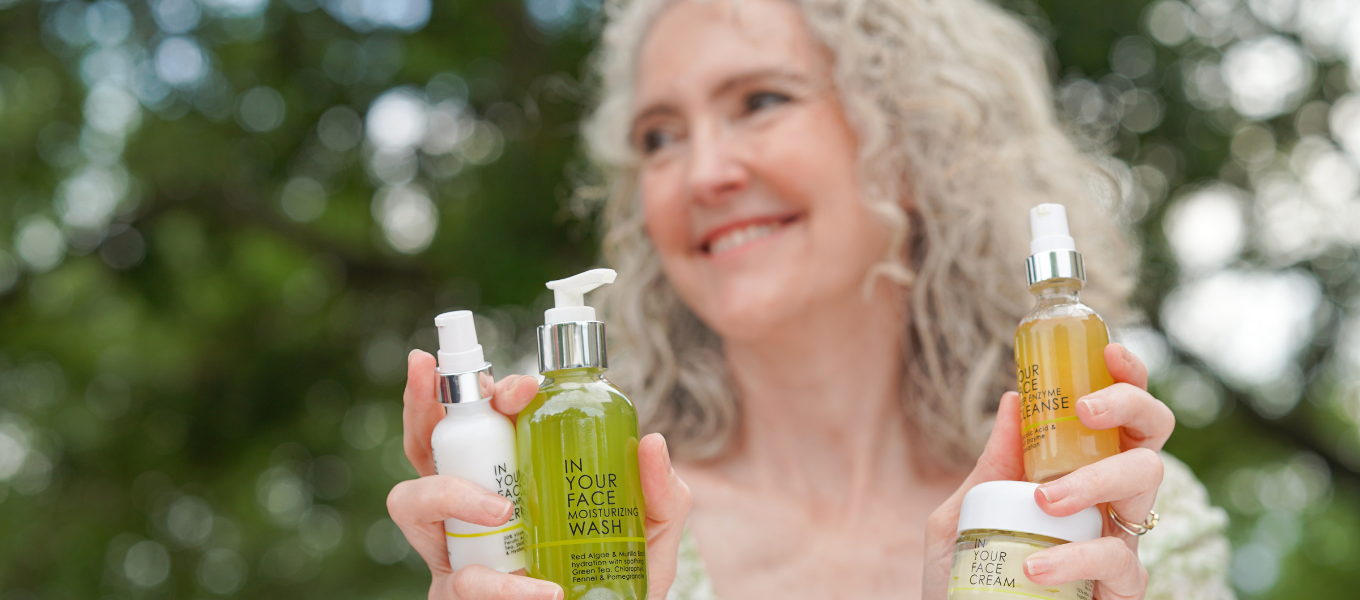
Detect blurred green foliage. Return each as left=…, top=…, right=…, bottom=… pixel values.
left=0, top=0, right=1358, bottom=598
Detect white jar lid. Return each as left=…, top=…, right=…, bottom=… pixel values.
left=956, top=481, right=1102, bottom=543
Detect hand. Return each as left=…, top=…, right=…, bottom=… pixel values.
left=387, top=350, right=692, bottom=600
left=923, top=343, right=1174, bottom=600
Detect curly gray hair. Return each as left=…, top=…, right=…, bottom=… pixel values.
left=582, top=0, right=1134, bottom=469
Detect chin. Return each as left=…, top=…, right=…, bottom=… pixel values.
left=701, top=277, right=806, bottom=342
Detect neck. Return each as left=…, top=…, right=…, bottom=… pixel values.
left=716, top=281, right=913, bottom=504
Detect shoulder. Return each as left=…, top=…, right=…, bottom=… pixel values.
left=1141, top=452, right=1237, bottom=600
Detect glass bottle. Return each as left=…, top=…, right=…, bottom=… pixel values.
left=518, top=269, right=648, bottom=600
left=1015, top=204, right=1121, bottom=483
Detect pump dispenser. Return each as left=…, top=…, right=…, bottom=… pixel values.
left=1014, top=204, right=1121, bottom=483
left=518, top=268, right=648, bottom=600
left=538, top=269, right=616, bottom=373
left=429, top=311, right=526, bottom=573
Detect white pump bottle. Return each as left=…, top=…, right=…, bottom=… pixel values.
left=429, top=310, right=526, bottom=573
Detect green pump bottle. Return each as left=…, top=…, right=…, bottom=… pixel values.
left=518, top=269, right=647, bottom=600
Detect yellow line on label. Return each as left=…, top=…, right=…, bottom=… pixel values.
left=946, top=587, right=1063, bottom=599
left=526, top=537, right=647, bottom=550
left=446, top=523, right=523, bottom=538
left=1022, top=415, right=1080, bottom=433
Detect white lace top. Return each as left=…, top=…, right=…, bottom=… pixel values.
left=667, top=453, right=1235, bottom=599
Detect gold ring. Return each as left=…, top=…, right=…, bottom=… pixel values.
left=1108, top=505, right=1158, bottom=536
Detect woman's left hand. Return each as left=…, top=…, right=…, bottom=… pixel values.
left=923, top=343, right=1176, bottom=599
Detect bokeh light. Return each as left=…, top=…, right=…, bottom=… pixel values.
left=154, top=36, right=207, bottom=88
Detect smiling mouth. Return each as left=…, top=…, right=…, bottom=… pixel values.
left=702, top=214, right=802, bottom=256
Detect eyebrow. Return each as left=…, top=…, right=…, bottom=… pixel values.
left=629, top=67, right=811, bottom=135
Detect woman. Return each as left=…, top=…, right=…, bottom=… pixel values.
left=388, top=0, right=1233, bottom=598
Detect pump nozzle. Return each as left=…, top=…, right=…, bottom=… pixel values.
left=1029, top=203, right=1077, bottom=255
left=544, top=268, right=616, bottom=325
left=435, top=310, right=486, bottom=375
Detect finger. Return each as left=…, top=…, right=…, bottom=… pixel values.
left=932, top=392, right=1025, bottom=529
left=440, top=564, right=563, bottom=600
left=637, top=433, right=691, bottom=598
left=1024, top=537, right=1147, bottom=600
left=964, top=391, right=1026, bottom=487
left=388, top=475, right=516, bottom=529
left=404, top=350, right=444, bottom=477
left=1075, top=383, right=1175, bottom=451
left=1105, top=343, right=1148, bottom=391
left=491, top=375, right=541, bottom=418
left=387, top=476, right=518, bottom=578
left=923, top=392, right=1024, bottom=597
left=1035, top=448, right=1162, bottom=516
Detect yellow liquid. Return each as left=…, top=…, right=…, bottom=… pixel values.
left=1014, top=313, right=1120, bottom=483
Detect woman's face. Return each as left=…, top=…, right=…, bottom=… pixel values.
left=632, top=0, right=891, bottom=342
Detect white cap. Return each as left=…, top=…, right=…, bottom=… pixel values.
left=434, top=310, right=487, bottom=375
left=544, top=268, right=616, bottom=325
left=956, top=481, right=1102, bottom=543
left=1029, top=203, right=1077, bottom=255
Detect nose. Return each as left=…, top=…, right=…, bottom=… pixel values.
left=686, top=121, right=748, bottom=206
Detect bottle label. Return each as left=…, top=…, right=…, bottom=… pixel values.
left=1017, top=363, right=1077, bottom=456
left=549, top=459, right=647, bottom=584
left=1013, top=314, right=1120, bottom=482
left=947, top=538, right=1093, bottom=599
left=441, top=460, right=527, bottom=572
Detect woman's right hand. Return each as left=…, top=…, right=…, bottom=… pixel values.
left=387, top=350, right=692, bottom=600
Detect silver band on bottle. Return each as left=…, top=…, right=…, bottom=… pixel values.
left=438, top=363, right=495, bottom=405
left=537, top=321, right=607, bottom=373
left=1025, top=249, right=1085, bottom=287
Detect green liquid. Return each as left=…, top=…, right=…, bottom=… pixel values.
left=517, top=367, right=648, bottom=600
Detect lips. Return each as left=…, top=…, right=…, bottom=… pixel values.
left=700, top=213, right=802, bottom=256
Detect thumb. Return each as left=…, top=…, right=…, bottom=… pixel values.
left=966, top=391, right=1026, bottom=486
left=637, top=433, right=691, bottom=600
left=937, top=390, right=1026, bottom=520
left=924, top=392, right=1025, bottom=598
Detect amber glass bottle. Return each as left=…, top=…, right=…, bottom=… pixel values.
left=1015, top=204, right=1120, bottom=483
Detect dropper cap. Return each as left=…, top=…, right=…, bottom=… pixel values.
left=537, top=269, right=615, bottom=373
left=1025, top=203, right=1085, bottom=287
left=434, top=311, right=493, bottom=404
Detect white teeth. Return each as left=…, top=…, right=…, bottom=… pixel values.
left=709, top=222, right=780, bottom=255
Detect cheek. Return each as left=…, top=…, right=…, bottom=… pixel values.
left=753, top=103, right=860, bottom=214
left=640, top=167, right=692, bottom=257
left=759, top=107, right=884, bottom=259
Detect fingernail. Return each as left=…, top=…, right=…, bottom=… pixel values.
left=535, top=583, right=562, bottom=600
left=1038, top=480, right=1069, bottom=504
left=1120, top=344, right=1133, bottom=362
left=1081, top=396, right=1108, bottom=417
left=408, top=349, right=419, bottom=360
left=662, top=437, right=674, bottom=476
left=480, top=493, right=512, bottom=520
left=1025, top=555, right=1052, bottom=577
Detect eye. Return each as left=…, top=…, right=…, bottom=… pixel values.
left=641, top=129, right=674, bottom=154
left=745, top=91, right=791, bottom=113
